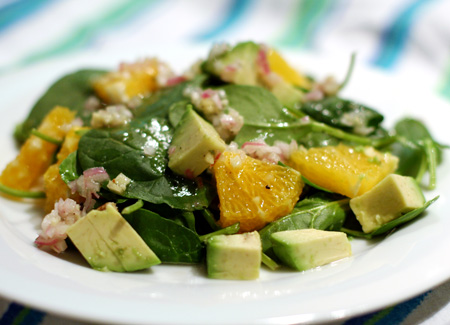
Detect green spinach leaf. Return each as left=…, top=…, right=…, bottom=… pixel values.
left=15, top=69, right=107, bottom=142
left=59, top=151, right=80, bottom=184
left=299, top=97, right=384, bottom=136
left=124, top=209, right=204, bottom=264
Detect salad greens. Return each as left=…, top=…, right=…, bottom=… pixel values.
left=1, top=41, right=445, bottom=278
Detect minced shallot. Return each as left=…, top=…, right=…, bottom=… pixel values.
left=69, top=167, right=110, bottom=213
left=35, top=198, right=82, bottom=253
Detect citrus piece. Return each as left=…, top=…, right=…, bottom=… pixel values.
left=288, top=144, right=399, bottom=198
left=213, top=150, right=304, bottom=232
left=43, top=126, right=88, bottom=212
left=0, top=106, right=75, bottom=191
left=93, top=58, right=160, bottom=104
left=267, top=49, right=312, bottom=90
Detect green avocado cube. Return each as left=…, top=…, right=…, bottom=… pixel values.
left=271, top=229, right=352, bottom=271
left=206, top=231, right=262, bottom=280
left=168, top=106, right=226, bottom=178
left=350, top=174, right=425, bottom=233
left=67, top=203, right=161, bottom=272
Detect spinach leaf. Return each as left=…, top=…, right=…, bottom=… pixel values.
left=124, top=209, right=204, bottom=264
left=123, top=173, right=213, bottom=211
left=134, top=75, right=206, bottom=119
left=15, top=69, right=107, bottom=142
left=389, top=118, right=445, bottom=189
left=78, top=118, right=213, bottom=210
left=78, top=117, right=171, bottom=181
left=342, top=196, right=439, bottom=239
left=259, top=193, right=350, bottom=252
left=299, top=97, right=384, bottom=136
left=224, top=85, right=392, bottom=148
left=59, top=151, right=80, bottom=184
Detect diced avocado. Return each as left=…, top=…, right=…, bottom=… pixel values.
left=67, top=203, right=161, bottom=272
left=270, top=82, right=304, bottom=108
left=168, top=105, right=226, bottom=178
left=271, top=229, right=352, bottom=271
left=206, top=231, right=262, bottom=280
left=350, top=174, right=425, bottom=233
left=203, top=41, right=260, bottom=85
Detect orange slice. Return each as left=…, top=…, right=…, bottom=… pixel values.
left=288, top=144, right=399, bottom=198
left=213, top=150, right=304, bottom=232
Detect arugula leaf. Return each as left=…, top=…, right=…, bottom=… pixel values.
left=259, top=193, right=350, bottom=252
left=14, top=69, right=107, bottom=142
left=342, top=196, right=439, bottom=239
left=124, top=209, right=204, bottom=264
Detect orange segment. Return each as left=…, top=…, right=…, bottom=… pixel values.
left=93, top=58, right=159, bottom=104
left=288, top=144, right=399, bottom=198
left=43, top=127, right=88, bottom=212
left=0, top=106, right=75, bottom=191
left=267, top=49, right=312, bottom=89
left=213, top=150, right=304, bottom=232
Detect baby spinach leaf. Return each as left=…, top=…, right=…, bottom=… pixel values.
left=299, top=97, right=384, bottom=136
left=123, top=173, right=213, bottom=211
left=124, top=209, right=204, bottom=264
left=342, top=196, right=439, bottom=239
left=15, top=69, right=107, bottom=142
left=78, top=117, right=171, bottom=181
left=259, top=193, right=350, bottom=252
left=78, top=118, right=213, bottom=210
left=134, top=75, right=206, bottom=119
left=59, top=151, right=80, bottom=184
left=389, top=118, right=445, bottom=189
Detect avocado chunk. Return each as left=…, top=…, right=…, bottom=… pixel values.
left=203, top=41, right=260, bottom=85
left=168, top=105, right=226, bottom=178
left=206, top=231, right=262, bottom=280
left=350, top=174, right=425, bottom=233
left=67, top=203, right=161, bottom=272
left=271, top=229, right=352, bottom=271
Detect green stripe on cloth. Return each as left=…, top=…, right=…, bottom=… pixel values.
left=15, top=0, right=158, bottom=68
left=274, top=0, right=335, bottom=48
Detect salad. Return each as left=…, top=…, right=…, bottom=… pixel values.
left=0, top=41, right=443, bottom=280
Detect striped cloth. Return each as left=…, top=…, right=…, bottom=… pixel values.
left=1, top=0, right=450, bottom=324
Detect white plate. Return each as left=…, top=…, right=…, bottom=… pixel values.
left=0, top=46, right=449, bottom=325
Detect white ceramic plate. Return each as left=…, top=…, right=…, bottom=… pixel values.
left=0, top=46, right=449, bottom=325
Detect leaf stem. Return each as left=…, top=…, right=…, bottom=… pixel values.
left=121, top=199, right=143, bottom=215
left=339, top=52, right=356, bottom=91
left=424, top=139, right=437, bottom=190
left=199, top=223, right=240, bottom=242
left=31, top=129, right=63, bottom=145
left=0, top=183, right=46, bottom=198
left=261, top=253, right=280, bottom=270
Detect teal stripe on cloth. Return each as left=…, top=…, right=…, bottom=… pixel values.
left=192, top=0, right=254, bottom=41
left=275, top=0, right=337, bottom=48
left=371, top=0, right=435, bottom=69
left=439, top=59, right=450, bottom=101
left=0, top=302, right=44, bottom=325
left=0, top=0, right=54, bottom=32
left=10, top=0, right=159, bottom=69
left=344, top=292, right=429, bottom=325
